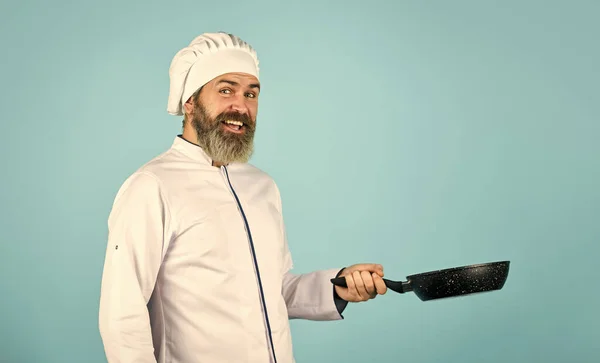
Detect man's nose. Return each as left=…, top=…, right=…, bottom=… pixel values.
left=230, top=95, right=249, bottom=114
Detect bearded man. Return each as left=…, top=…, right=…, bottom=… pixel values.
left=98, top=32, right=387, bottom=363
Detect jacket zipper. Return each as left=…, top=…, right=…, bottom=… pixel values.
left=222, top=165, right=278, bottom=363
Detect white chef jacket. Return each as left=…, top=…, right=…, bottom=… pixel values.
left=98, top=135, right=346, bottom=363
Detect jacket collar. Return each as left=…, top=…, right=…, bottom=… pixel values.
left=172, top=135, right=214, bottom=165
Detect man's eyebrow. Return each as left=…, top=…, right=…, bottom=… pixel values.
left=217, top=79, right=260, bottom=90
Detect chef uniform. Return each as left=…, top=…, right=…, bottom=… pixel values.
left=98, top=32, right=348, bottom=363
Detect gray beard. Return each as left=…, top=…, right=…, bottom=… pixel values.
left=190, top=103, right=255, bottom=164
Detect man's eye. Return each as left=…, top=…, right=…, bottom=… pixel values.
left=220, top=89, right=231, bottom=94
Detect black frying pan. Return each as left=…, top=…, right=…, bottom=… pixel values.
left=330, top=261, right=510, bottom=301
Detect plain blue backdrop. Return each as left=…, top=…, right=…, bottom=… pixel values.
left=1, top=0, right=598, bottom=362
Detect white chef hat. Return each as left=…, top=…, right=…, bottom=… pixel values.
left=167, top=32, right=260, bottom=116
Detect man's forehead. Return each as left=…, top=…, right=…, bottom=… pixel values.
left=211, top=73, right=260, bottom=88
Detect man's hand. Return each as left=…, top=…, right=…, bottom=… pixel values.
left=334, top=263, right=387, bottom=302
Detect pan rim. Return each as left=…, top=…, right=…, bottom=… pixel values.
left=406, top=260, right=510, bottom=279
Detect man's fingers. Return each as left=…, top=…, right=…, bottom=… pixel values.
left=361, top=270, right=376, bottom=297
left=352, top=270, right=368, bottom=299
left=347, top=263, right=384, bottom=277
left=344, top=273, right=356, bottom=293
left=373, top=273, right=387, bottom=295
left=338, top=264, right=386, bottom=301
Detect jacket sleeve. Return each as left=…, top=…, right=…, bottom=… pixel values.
left=98, top=171, right=174, bottom=363
left=282, top=269, right=348, bottom=320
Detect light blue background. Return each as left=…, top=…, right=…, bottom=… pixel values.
left=1, top=0, right=598, bottom=362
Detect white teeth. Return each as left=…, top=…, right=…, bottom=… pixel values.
left=225, top=120, right=243, bottom=126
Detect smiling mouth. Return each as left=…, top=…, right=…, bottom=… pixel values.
left=222, top=120, right=246, bottom=133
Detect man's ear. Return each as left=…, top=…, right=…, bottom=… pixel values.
left=183, top=97, right=194, bottom=116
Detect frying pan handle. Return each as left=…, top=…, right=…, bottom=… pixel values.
left=330, top=277, right=394, bottom=287
left=330, top=277, right=349, bottom=287
left=330, top=276, right=408, bottom=294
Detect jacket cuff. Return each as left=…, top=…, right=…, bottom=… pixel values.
left=333, top=267, right=349, bottom=318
